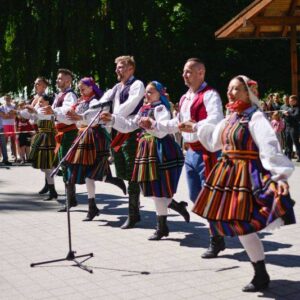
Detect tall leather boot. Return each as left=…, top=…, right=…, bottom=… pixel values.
left=44, top=184, right=58, bottom=201
left=201, top=235, right=226, bottom=258
left=121, top=189, right=141, bottom=229
left=39, top=178, right=49, bottom=194
left=82, top=198, right=100, bottom=221
left=242, top=260, right=270, bottom=292
left=168, top=199, right=190, bottom=223
left=58, top=183, right=78, bottom=212
left=148, top=215, right=169, bottom=240
left=105, top=175, right=127, bottom=195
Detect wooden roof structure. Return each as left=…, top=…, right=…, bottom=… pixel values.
left=215, top=0, right=300, bottom=94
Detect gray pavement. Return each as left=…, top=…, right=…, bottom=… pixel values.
left=0, top=161, right=300, bottom=300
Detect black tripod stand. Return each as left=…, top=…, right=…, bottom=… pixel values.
left=30, top=184, right=94, bottom=273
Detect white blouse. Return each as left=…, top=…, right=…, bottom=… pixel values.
left=113, top=104, right=171, bottom=139
left=195, top=110, right=294, bottom=182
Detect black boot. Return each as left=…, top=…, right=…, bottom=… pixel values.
left=168, top=199, right=190, bottom=223
left=242, top=260, right=270, bottom=292
left=39, top=179, right=49, bottom=195
left=148, top=216, right=169, bottom=240
left=121, top=192, right=141, bottom=229
left=82, top=198, right=100, bottom=221
left=201, top=235, right=225, bottom=258
left=44, top=184, right=58, bottom=201
left=105, top=175, right=127, bottom=195
left=58, top=183, right=78, bottom=212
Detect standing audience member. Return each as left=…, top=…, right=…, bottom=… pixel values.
left=271, top=93, right=282, bottom=111
left=271, top=111, right=285, bottom=149
left=16, top=101, right=34, bottom=163
left=266, top=93, right=273, bottom=111
left=0, top=104, right=12, bottom=165
left=283, top=95, right=300, bottom=161
left=280, top=94, right=290, bottom=153
left=0, top=95, right=17, bottom=161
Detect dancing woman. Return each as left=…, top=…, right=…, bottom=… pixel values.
left=65, top=77, right=126, bottom=221
left=182, top=75, right=296, bottom=292
left=100, top=81, right=184, bottom=240
left=25, top=94, right=58, bottom=200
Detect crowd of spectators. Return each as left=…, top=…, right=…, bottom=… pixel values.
left=260, top=93, right=300, bottom=162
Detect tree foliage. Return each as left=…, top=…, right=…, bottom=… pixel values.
left=0, top=0, right=292, bottom=101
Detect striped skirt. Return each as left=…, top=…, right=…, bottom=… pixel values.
left=192, top=150, right=296, bottom=236
left=29, top=120, right=56, bottom=169
left=132, top=134, right=184, bottom=198
left=66, top=126, right=111, bottom=184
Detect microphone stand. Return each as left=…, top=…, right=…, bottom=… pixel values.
left=30, top=102, right=110, bottom=273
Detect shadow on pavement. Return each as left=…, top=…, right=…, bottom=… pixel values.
left=257, top=279, right=300, bottom=299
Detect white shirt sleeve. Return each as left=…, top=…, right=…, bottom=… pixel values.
left=114, top=80, right=145, bottom=117
left=249, top=111, right=294, bottom=181
left=112, top=114, right=139, bottom=133
left=196, top=118, right=226, bottom=152
left=53, top=92, right=77, bottom=124
left=147, top=105, right=170, bottom=138
left=197, top=89, right=224, bottom=126
left=155, top=114, right=180, bottom=134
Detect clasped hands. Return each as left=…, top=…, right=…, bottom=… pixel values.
left=66, top=109, right=82, bottom=121
left=178, top=120, right=196, bottom=133
left=98, top=113, right=154, bottom=130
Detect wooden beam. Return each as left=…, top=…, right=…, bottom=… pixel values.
left=290, top=26, right=298, bottom=95
left=215, top=0, right=272, bottom=39
left=282, top=0, right=297, bottom=37
left=251, top=16, right=300, bottom=26
left=255, top=26, right=261, bottom=37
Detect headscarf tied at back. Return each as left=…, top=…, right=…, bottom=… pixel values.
left=151, top=81, right=171, bottom=111
left=80, top=77, right=103, bottom=99
left=237, top=75, right=261, bottom=109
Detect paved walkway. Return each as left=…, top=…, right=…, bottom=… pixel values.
left=0, top=161, right=300, bottom=300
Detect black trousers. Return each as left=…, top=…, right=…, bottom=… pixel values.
left=285, top=126, right=300, bottom=159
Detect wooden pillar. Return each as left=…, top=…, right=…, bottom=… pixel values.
left=290, top=26, right=298, bottom=95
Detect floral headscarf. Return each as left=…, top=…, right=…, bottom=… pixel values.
left=237, top=75, right=261, bottom=109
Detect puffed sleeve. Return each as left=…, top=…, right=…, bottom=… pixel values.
left=147, top=105, right=170, bottom=138
left=195, top=118, right=226, bottom=152
left=155, top=113, right=180, bottom=134
left=249, top=111, right=294, bottom=181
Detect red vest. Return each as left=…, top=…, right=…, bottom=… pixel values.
left=179, top=85, right=213, bottom=122
left=179, top=85, right=218, bottom=178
